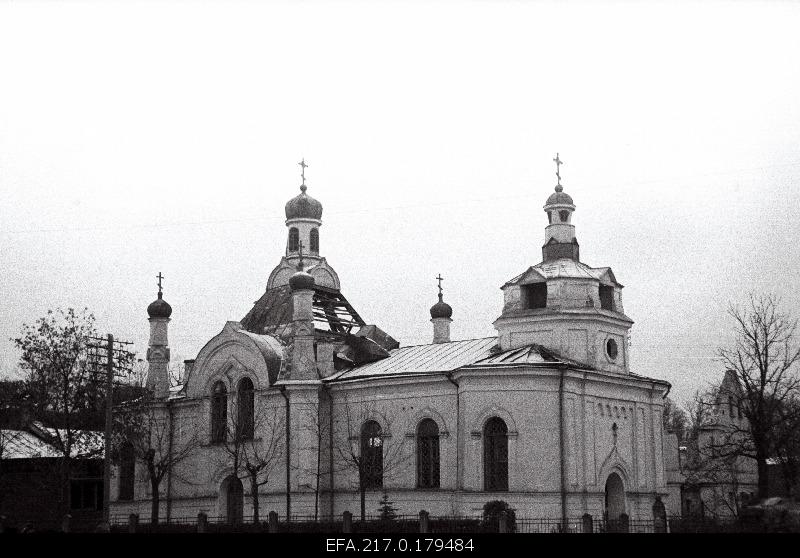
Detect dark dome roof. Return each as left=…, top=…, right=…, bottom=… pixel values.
left=285, top=186, right=323, bottom=220
left=430, top=295, right=453, bottom=319
left=147, top=293, right=172, bottom=318
left=289, top=270, right=315, bottom=291
left=545, top=185, right=573, bottom=206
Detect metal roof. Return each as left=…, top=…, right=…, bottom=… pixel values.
left=505, top=259, right=619, bottom=286
left=468, top=344, right=570, bottom=367
left=328, top=337, right=499, bottom=381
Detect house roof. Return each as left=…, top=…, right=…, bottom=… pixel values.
left=1, top=425, right=104, bottom=459
left=327, top=337, right=499, bottom=381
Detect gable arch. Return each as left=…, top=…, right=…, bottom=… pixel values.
left=473, top=405, right=518, bottom=436
left=405, top=407, right=450, bottom=438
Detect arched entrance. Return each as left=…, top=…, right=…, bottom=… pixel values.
left=222, top=475, right=244, bottom=524
left=604, top=472, right=625, bottom=521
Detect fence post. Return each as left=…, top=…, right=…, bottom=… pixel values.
left=268, top=511, right=279, bottom=533
left=652, top=496, right=667, bottom=533
left=61, top=514, right=71, bottom=533
left=128, top=513, right=139, bottom=534
left=343, top=511, right=352, bottom=534
left=619, top=513, right=629, bottom=533
left=582, top=513, right=593, bottom=534
left=419, top=510, right=430, bottom=534
left=197, top=512, right=207, bottom=533
left=498, top=511, right=508, bottom=533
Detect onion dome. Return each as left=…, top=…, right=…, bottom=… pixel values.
left=147, top=292, right=172, bottom=319
left=545, top=184, right=574, bottom=206
left=285, top=185, right=323, bottom=220
left=289, top=269, right=315, bottom=291
left=430, top=293, right=453, bottom=319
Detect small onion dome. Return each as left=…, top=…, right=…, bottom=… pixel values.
left=545, top=184, right=574, bottom=206
left=147, top=292, right=172, bottom=318
left=289, top=269, right=315, bottom=291
left=430, top=294, right=453, bottom=319
left=285, top=186, right=323, bottom=220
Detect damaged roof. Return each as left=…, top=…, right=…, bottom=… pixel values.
left=241, top=284, right=367, bottom=337
left=505, top=259, right=620, bottom=287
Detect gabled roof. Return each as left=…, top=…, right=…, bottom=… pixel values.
left=1, top=424, right=104, bottom=459
left=467, top=343, right=591, bottom=369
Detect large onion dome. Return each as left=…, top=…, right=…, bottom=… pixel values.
left=285, top=185, right=323, bottom=220
left=147, top=292, right=172, bottom=318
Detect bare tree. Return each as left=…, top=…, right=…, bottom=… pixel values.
left=662, top=396, right=689, bottom=442
left=11, top=308, right=108, bottom=515
left=717, top=293, right=800, bottom=499
left=114, top=391, right=202, bottom=525
left=216, top=391, right=284, bottom=524
left=332, top=395, right=412, bottom=521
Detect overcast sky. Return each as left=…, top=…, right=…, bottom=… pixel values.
left=1, top=1, right=799, bottom=406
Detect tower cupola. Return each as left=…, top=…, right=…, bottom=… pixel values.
left=542, top=153, right=579, bottom=261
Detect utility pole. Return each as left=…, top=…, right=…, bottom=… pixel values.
left=103, top=333, right=114, bottom=524
left=88, top=334, right=134, bottom=525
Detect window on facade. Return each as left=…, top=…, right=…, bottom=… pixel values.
left=522, top=283, right=547, bottom=309
left=483, top=417, right=509, bottom=492
left=71, top=479, right=103, bottom=511
left=417, top=419, right=440, bottom=489
left=559, top=210, right=570, bottom=222
left=118, top=441, right=135, bottom=501
left=599, top=285, right=614, bottom=311
left=288, top=227, right=299, bottom=252
left=737, top=401, right=743, bottom=419
left=310, top=228, right=319, bottom=254
left=547, top=211, right=553, bottom=224
left=361, top=420, right=383, bottom=489
left=237, top=377, right=255, bottom=441
left=728, top=397, right=735, bottom=418
left=606, top=338, right=618, bottom=360
left=211, top=381, right=228, bottom=443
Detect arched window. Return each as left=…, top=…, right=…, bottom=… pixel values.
left=288, top=227, right=299, bottom=252
left=360, top=420, right=383, bottom=489
left=237, top=378, right=254, bottom=440
left=211, top=381, right=228, bottom=443
left=559, top=210, right=570, bottom=222
left=483, top=417, right=508, bottom=491
left=118, top=441, right=135, bottom=501
left=310, top=228, right=319, bottom=254
left=417, top=419, right=440, bottom=489
left=728, top=397, right=735, bottom=418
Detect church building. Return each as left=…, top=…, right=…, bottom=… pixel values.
left=110, top=159, right=671, bottom=524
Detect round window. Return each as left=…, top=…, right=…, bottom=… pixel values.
left=606, top=338, right=618, bottom=360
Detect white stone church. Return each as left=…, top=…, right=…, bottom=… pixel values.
left=110, top=162, right=671, bottom=523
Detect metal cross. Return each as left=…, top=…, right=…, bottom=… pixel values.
left=299, top=158, right=308, bottom=188
left=436, top=274, right=444, bottom=296
left=156, top=272, right=164, bottom=295
left=553, top=153, right=564, bottom=187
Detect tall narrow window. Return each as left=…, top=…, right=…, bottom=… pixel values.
left=417, top=419, right=440, bottom=489
left=361, top=420, right=383, bottom=489
left=483, top=417, right=508, bottom=491
left=288, top=227, right=299, bottom=252
left=237, top=378, right=254, bottom=440
left=599, top=285, right=614, bottom=311
left=728, top=397, right=735, bottom=418
left=310, top=228, right=319, bottom=254
left=211, top=381, right=227, bottom=443
left=118, top=441, right=135, bottom=501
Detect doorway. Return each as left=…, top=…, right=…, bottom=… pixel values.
left=604, top=472, right=625, bottom=521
